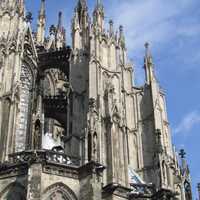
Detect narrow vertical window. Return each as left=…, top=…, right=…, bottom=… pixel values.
left=15, top=65, right=33, bottom=152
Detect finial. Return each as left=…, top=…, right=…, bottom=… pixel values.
left=179, top=149, right=186, bottom=159
left=78, top=0, right=87, bottom=9
left=26, top=12, right=33, bottom=23
left=145, top=42, right=150, bottom=55
left=97, top=0, right=101, bottom=5
left=109, top=20, right=114, bottom=36
left=144, top=42, right=153, bottom=63
left=119, top=25, right=124, bottom=39
left=39, top=0, right=45, bottom=16
left=119, top=25, right=123, bottom=33
left=96, top=0, right=103, bottom=9
left=145, top=42, right=149, bottom=50
left=58, top=11, right=63, bottom=29
left=49, top=25, right=56, bottom=35
left=119, top=25, right=126, bottom=48
left=144, top=42, right=154, bottom=84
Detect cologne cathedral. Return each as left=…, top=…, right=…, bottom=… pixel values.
left=0, top=0, right=193, bottom=199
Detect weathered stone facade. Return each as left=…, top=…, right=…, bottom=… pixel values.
left=0, top=0, right=193, bottom=199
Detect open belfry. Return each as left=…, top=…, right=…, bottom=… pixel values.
left=0, top=0, right=193, bottom=199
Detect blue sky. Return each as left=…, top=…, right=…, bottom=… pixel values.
left=26, top=0, right=200, bottom=198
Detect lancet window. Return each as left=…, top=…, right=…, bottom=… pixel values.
left=15, top=64, right=33, bottom=152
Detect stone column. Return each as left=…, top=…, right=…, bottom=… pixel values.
left=27, top=163, right=42, bottom=200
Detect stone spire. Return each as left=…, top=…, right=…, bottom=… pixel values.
left=93, top=0, right=104, bottom=32
left=57, top=11, right=63, bottom=31
left=109, top=20, right=114, bottom=37
left=36, top=0, right=46, bottom=45
left=78, top=0, right=87, bottom=9
left=119, top=25, right=126, bottom=48
left=72, top=0, right=90, bottom=50
left=144, top=42, right=154, bottom=84
left=56, top=12, right=66, bottom=48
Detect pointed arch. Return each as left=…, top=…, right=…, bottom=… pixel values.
left=42, top=182, right=78, bottom=200
left=44, top=71, right=56, bottom=96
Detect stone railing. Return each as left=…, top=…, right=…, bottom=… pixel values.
left=8, top=150, right=80, bottom=166
left=129, top=183, right=155, bottom=198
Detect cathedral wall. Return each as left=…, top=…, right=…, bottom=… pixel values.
left=70, top=57, right=89, bottom=159
left=125, top=95, right=135, bottom=130
left=108, top=196, right=127, bottom=200
left=127, top=131, right=139, bottom=170
left=41, top=173, right=80, bottom=198
left=0, top=175, right=27, bottom=199
left=109, top=43, right=117, bottom=71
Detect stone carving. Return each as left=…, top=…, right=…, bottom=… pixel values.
left=33, top=120, right=41, bottom=150
left=87, top=98, right=99, bottom=161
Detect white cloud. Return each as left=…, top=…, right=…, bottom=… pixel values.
left=174, top=110, right=200, bottom=134
left=104, top=0, right=200, bottom=84
left=106, top=0, right=199, bottom=53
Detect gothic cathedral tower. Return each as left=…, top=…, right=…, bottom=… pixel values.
left=0, top=0, right=192, bottom=200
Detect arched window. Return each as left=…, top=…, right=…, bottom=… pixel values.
left=45, top=191, right=70, bottom=200
left=15, top=64, right=33, bottom=152
left=42, top=183, right=77, bottom=200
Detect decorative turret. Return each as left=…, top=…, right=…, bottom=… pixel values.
left=119, top=25, right=126, bottom=49
left=144, top=42, right=155, bottom=85
left=46, top=25, right=56, bottom=50
left=56, top=12, right=66, bottom=49
left=72, top=0, right=90, bottom=50
left=179, top=149, right=187, bottom=175
left=93, top=0, right=104, bottom=32
left=109, top=20, right=114, bottom=37
left=75, top=0, right=89, bottom=30
left=36, top=0, right=46, bottom=45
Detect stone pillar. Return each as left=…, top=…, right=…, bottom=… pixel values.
left=27, top=163, right=42, bottom=200
left=80, top=162, right=104, bottom=200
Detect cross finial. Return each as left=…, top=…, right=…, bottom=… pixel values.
left=58, top=11, right=63, bottom=29
left=145, top=42, right=151, bottom=57
left=26, top=12, right=33, bottom=23
left=39, top=0, right=45, bottom=16
left=145, top=42, right=149, bottom=49
left=49, top=25, right=56, bottom=35
left=179, top=149, right=186, bottom=159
